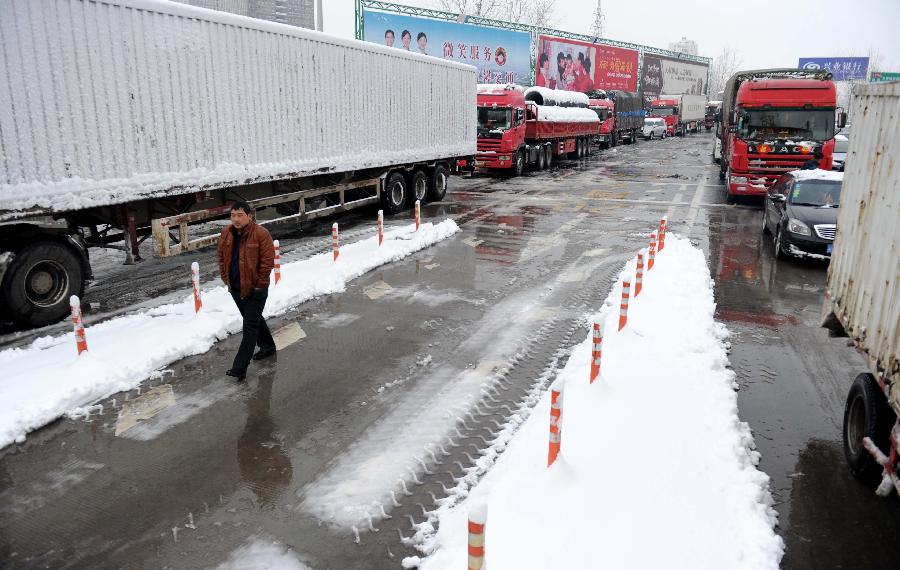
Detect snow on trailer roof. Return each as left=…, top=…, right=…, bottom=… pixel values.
left=477, top=83, right=525, bottom=95
left=536, top=106, right=600, bottom=123
left=524, top=86, right=590, bottom=108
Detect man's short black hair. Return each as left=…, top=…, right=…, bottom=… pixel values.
left=385, top=29, right=394, bottom=37
left=417, top=32, right=427, bottom=41
left=556, top=52, right=565, bottom=61
left=539, top=53, right=549, bottom=67
left=401, top=29, right=411, bottom=39
left=231, top=201, right=252, bottom=215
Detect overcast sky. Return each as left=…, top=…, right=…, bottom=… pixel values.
left=324, top=0, right=900, bottom=72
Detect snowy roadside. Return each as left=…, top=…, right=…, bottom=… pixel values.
left=409, top=234, right=784, bottom=569
left=0, top=220, right=459, bottom=450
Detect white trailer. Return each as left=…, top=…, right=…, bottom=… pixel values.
left=0, top=0, right=476, bottom=327
left=822, top=81, right=900, bottom=497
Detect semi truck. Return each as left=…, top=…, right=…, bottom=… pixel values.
left=475, top=85, right=599, bottom=175
left=648, top=94, right=706, bottom=136
left=588, top=90, right=644, bottom=148
left=705, top=100, right=722, bottom=131
left=716, top=69, right=844, bottom=201
left=822, top=81, right=899, bottom=498
left=0, top=0, right=476, bottom=328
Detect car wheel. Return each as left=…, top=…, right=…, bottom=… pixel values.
left=774, top=226, right=787, bottom=259
left=843, top=373, right=896, bottom=481
left=761, top=211, right=770, bottom=234
left=648, top=133, right=653, bottom=140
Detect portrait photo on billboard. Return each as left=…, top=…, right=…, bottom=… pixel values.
left=537, top=35, right=638, bottom=93
left=362, top=9, right=531, bottom=85
left=641, top=55, right=707, bottom=96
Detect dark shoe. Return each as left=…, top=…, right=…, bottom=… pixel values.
left=225, top=368, right=246, bottom=381
left=252, top=347, right=276, bottom=361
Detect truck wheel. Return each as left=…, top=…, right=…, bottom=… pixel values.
left=2, top=241, right=84, bottom=327
left=537, top=147, right=547, bottom=170
left=843, top=373, right=896, bottom=481
left=610, top=132, right=618, bottom=147
left=409, top=170, right=428, bottom=204
left=427, top=164, right=449, bottom=202
left=544, top=145, right=553, bottom=168
left=631, top=130, right=638, bottom=144
left=382, top=171, right=408, bottom=214
left=512, top=150, right=525, bottom=176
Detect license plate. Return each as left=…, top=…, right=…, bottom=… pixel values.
left=475, top=161, right=486, bottom=167
left=827, top=243, right=833, bottom=255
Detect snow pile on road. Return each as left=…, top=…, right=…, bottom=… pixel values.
left=216, top=537, right=310, bottom=570
left=412, top=234, right=784, bottom=570
left=0, top=220, right=459, bottom=449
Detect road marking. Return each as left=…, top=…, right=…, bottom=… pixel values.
left=462, top=236, right=484, bottom=247
left=583, top=248, right=609, bottom=257
left=685, top=183, right=708, bottom=232
left=666, top=185, right=686, bottom=219
left=364, top=280, right=393, bottom=300
left=115, top=384, right=176, bottom=436
left=274, top=322, right=306, bottom=350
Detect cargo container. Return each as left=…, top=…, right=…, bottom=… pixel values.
left=821, top=81, right=900, bottom=498
left=588, top=90, right=644, bottom=147
left=649, top=94, right=706, bottom=136
left=0, top=0, right=476, bottom=328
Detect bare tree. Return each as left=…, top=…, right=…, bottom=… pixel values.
left=708, top=46, right=743, bottom=99
left=433, top=0, right=556, bottom=27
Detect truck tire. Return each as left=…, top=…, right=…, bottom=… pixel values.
left=610, top=132, right=618, bottom=147
left=382, top=171, right=408, bottom=214
left=544, top=145, right=553, bottom=168
left=843, top=373, right=896, bottom=481
left=537, top=146, right=547, bottom=170
left=512, top=150, right=525, bottom=176
left=427, top=164, right=449, bottom=202
left=1, top=241, right=84, bottom=327
left=409, top=170, right=428, bottom=204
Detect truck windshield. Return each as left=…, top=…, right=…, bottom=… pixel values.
left=738, top=109, right=835, bottom=141
left=477, top=107, right=512, bottom=132
left=592, top=108, right=609, bottom=121
left=790, top=180, right=842, bottom=207
left=650, top=107, right=674, bottom=116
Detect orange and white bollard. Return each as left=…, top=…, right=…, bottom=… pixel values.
left=332, top=223, right=339, bottom=261
left=648, top=232, right=657, bottom=271
left=191, top=261, right=202, bottom=313
left=273, top=240, right=282, bottom=285
left=70, top=295, right=88, bottom=355
left=415, top=200, right=421, bottom=231
left=548, top=379, right=564, bottom=467
left=658, top=216, right=667, bottom=252
left=618, top=279, right=630, bottom=331
left=590, top=318, right=603, bottom=384
left=377, top=209, right=384, bottom=246
left=467, top=502, right=487, bottom=570
left=635, top=251, right=644, bottom=297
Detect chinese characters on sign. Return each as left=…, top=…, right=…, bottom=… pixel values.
left=799, top=57, right=869, bottom=81
left=640, top=55, right=708, bottom=97
left=536, top=35, right=638, bottom=92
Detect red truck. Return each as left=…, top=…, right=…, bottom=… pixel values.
left=717, top=69, right=845, bottom=200
left=589, top=90, right=644, bottom=148
left=476, top=85, right=600, bottom=175
left=649, top=94, right=706, bottom=137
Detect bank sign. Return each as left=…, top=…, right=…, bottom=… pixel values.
left=799, top=57, right=869, bottom=81
left=362, top=9, right=532, bottom=85
left=869, top=71, right=900, bottom=83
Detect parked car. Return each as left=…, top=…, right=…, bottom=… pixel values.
left=832, top=133, right=849, bottom=171
left=642, top=118, right=667, bottom=140
left=762, top=170, right=843, bottom=260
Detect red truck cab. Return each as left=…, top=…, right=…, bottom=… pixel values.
left=589, top=98, right=615, bottom=146
left=476, top=85, right=527, bottom=172
left=649, top=98, right=679, bottom=136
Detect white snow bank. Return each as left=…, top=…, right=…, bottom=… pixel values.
left=789, top=168, right=844, bottom=181
left=0, top=220, right=459, bottom=449
left=216, top=537, right=310, bottom=570
left=415, top=234, right=783, bottom=570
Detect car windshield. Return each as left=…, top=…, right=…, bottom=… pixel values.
left=790, top=179, right=842, bottom=207
left=738, top=109, right=835, bottom=141
left=834, top=135, right=849, bottom=153
left=651, top=107, right=674, bottom=116
left=477, top=107, right=512, bottom=132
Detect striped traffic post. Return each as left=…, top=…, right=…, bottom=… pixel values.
left=635, top=251, right=644, bottom=297
left=659, top=216, right=667, bottom=252
left=648, top=232, right=657, bottom=271
left=590, top=318, right=603, bottom=384
left=70, top=295, right=88, bottom=355
left=415, top=200, right=421, bottom=231
left=273, top=240, right=282, bottom=285
left=548, top=379, right=564, bottom=467
left=332, top=223, right=339, bottom=261
left=618, top=279, right=631, bottom=331
left=191, top=261, right=202, bottom=313
left=467, top=502, right=487, bottom=570
left=377, top=210, right=384, bottom=246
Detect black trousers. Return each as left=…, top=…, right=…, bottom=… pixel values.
left=230, top=288, right=275, bottom=374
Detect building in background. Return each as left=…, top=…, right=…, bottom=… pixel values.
left=668, top=36, right=698, bottom=56
left=174, top=0, right=315, bottom=29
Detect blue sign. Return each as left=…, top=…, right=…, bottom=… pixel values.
left=363, top=9, right=532, bottom=85
left=798, top=57, right=869, bottom=81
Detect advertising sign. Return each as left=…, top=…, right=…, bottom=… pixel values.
left=641, top=55, right=708, bottom=97
left=363, top=9, right=532, bottom=85
left=798, top=57, right=869, bottom=81
left=869, top=71, right=900, bottom=83
left=536, top=35, right=639, bottom=92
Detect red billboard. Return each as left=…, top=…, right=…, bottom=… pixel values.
left=536, top=35, right=638, bottom=92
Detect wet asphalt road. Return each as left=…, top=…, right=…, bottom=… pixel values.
left=2, top=133, right=899, bottom=569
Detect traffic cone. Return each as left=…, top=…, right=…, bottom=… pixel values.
left=635, top=251, right=644, bottom=297
left=467, top=502, right=487, bottom=570
left=191, top=261, right=202, bottom=313
left=548, top=380, right=564, bottom=467
left=618, top=279, right=630, bottom=331
left=415, top=199, right=421, bottom=231
left=332, top=223, right=339, bottom=261
left=70, top=295, right=88, bottom=355
left=273, top=240, right=282, bottom=285
left=648, top=232, right=657, bottom=271
left=377, top=210, right=384, bottom=246
left=590, top=319, right=603, bottom=384
left=659, top=216, right=667, bottom=252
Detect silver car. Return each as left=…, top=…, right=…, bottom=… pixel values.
left=642, top=118, right=667, bottom=140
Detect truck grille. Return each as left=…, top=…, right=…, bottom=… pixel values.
left=747, top=154, right=809, bottom=175
left=814, top=224, right=836, bottom=240
left=477, top=139, right=503, bottom=152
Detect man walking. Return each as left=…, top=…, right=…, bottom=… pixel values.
left=217, top=201, right=277, bottom=380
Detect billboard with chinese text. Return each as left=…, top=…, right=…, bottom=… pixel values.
left=641, top=55, right=708, bottom=97
left=362, top=9, right=531, bottom=85
left=536, top=35, right=638, bottom=92
left=799, top=57, right=869, bottom=81
left=869, top=71, right=900, bottom=83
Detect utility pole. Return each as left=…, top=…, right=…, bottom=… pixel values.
left=591, top=0, right=605, bottom=39
left=316, top=0, right=323, bottom=32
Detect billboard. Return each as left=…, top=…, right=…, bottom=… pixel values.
left=798, top=57, right=869, bottom=81
left=641, top=55, right=708, bottom=97
left=869, top=71, right=900, bottom=83
left=362, top=9, right=532, bottom=85
left=536, top=35, right=639, bottom=92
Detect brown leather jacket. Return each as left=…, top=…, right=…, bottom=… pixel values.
left=217, top=221, right=275, bottom=299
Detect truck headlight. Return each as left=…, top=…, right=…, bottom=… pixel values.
left=729, top=175, right=748, bottom=184
left=499, top=156, right=510, bottom=161
left=787, top=218, right=811, bottom=236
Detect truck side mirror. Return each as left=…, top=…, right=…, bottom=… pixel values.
left=838, top=111, right=847, bottom=129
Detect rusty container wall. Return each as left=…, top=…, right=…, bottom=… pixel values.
left=0, top=0, right=476, bottom=220
left=826, top=80, right=900, bottom=409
